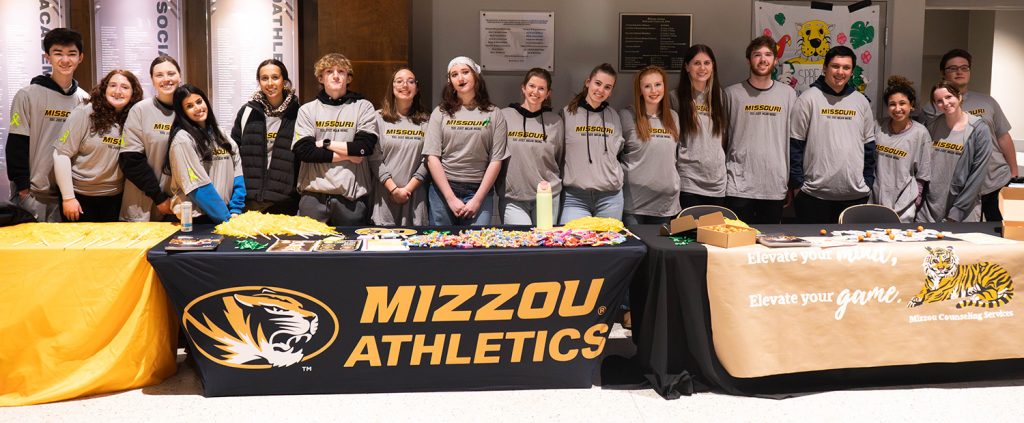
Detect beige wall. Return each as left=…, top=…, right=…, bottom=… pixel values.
left=992, top=11, right=1024, bottom=141
left=414, top=0, right=928, bottom=111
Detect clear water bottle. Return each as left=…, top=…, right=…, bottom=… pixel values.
left=180, top=201, right=193, bottom=232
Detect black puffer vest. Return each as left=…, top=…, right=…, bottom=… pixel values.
left=231, top=98, right=300, bottom=204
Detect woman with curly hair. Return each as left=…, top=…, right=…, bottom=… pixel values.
left=424, top=56, right=508, bottom=225
left=53, top=69, right=143, bottom=221
left=870, top=75, right=931, bottom=222
left=370, top=67, right=430, bottom=226
left=167, top=84, right=245, bottom=224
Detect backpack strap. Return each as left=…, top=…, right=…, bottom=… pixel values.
left=240, top=105, right=253, bottom=136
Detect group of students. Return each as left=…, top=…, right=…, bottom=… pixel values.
left=6, top=28, right=1016, bottom=227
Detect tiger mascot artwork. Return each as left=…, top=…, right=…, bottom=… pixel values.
left=186, top=288, right=320, bottom=368
left=908, top=246, right=1014, bottom=309
left=786, top=20, right=834, bottom=65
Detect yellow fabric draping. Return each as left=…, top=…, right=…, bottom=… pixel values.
left=0, top=223, right=180, bottom=406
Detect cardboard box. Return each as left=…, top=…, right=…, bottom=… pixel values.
left=660, top=211, right=727, bottom=236
left=999, top=187, right=1024, bottom=240
left=697, top=223, right=757, bottom=248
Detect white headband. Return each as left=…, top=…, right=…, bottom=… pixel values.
left=447, top=56, right=481, bottom=74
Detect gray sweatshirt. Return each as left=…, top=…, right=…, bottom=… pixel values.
left=53, top=103, right=124, bottom=196
left=119, top=97, right=175, bottom=221
left=561, top=102, right=625, bottom=192
left=678, top=91, right=727, bottom=197
left=619, top=107, right=682, bottom=217
left=500, top=105, right=564, bottom=202
left=724, top=80, right=796, bottom=200
left=918, top=114, right=991, bottom=222
left=789, top=85, right=876, bottom=201
left=870, top=119, right=931, bottom=222
left=369, top=113, right=429, bottom=226
left=423, top=105, right=509, bottom=183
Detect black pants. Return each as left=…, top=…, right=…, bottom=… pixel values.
left=61, top=193, right=122, bottom=222
left=725, top=196, right=785, bottom=224
left=981, top=189, right=1003, bottom=222
left=679, top=192, right=725, bottom=209
left=793, top=191, right=868, bottom=224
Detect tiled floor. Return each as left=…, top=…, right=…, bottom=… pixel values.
left=5, top=326, right=1024, bottom=422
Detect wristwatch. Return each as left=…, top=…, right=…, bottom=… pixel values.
left=322, top=139, right=331, bottom=148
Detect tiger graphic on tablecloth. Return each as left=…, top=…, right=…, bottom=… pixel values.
left=908, top=246, right=1014, bottom=309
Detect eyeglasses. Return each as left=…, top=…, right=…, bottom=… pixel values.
left=393, top=79, right=417, bottom=86
left=944, top=65, right=971, bottom=73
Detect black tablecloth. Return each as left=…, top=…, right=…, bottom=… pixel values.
left=149, top=226, right=646, bottom=397
left=630, top=222, right=1024, bottom=399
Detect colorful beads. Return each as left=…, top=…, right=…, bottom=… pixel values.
left=406, top=228, right=626, bottom=249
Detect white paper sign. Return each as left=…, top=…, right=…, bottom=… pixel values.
left=209, top=0, right=299, bottom=127
left=94, top=0, right=184, bottom=97
left=479, top=11, right=554, bottom=72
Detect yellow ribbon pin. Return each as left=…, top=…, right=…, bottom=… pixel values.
left=57, top=130, right=70, bottom=143
left=10, top=113, right=20, bottom=127
left=188, top=167, right=200, bottom=182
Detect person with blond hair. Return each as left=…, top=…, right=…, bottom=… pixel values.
left=292, top=53, right=378, bottom=225
left=620, top=65, right=681, bottom=225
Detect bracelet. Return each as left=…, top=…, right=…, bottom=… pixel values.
left=390, top=185, right=399, bottom=193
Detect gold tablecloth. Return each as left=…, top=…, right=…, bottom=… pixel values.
left=0, top=222, right=180, bottom=406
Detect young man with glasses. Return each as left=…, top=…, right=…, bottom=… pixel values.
left=921, top=49, right=1017, bottom=221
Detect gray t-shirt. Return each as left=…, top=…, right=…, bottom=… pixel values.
left=724, top=81, right=796, bottom=200
left=119, top=97, right=175, bottom=221
left=790, top=86, right=876, bottom=201
left=922, top=91, right=1011, bottom=195
left=53, top=103, right=124, bottom=196
left=678, top=91, right=727, bottom=197
left=8, top=81, right=89, bottom=199
left=500, top=107, right=564, bottom=202
left=620, top=108, right=682, bottom=217
left=265, top=116, right=283, bottom=168
left=423, top=106, right=509, bottom=184
left=293, top=97, right=378, bottom=200
left=168, top=129, right=243, bottom=217
left=870, top=119, right=931, bottom=222
left=561, top=104, right=625, bottom=192
left=369, top=113, right=429, bottom=226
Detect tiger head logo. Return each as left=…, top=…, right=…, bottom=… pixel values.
left=908, top=246, right=1014, bottom=309
left=184, top=287, right=338, bottom=368
left=794, top=20, right=834, bottom=63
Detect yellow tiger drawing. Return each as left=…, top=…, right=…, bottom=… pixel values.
left=908, top=246, right=1014, bottom=308
left=188, top=288, right=319, bottom=367
left=786, top=20, right=835, bottom=65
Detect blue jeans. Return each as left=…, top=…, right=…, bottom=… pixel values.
left=429, top=182, right=493, bottom=226
left=558, top=186, right=623, bottom=224
left=502, top=196, right=561, bottom=226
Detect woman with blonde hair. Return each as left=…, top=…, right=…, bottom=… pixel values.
left=620, top=65, right=681, bottom=224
